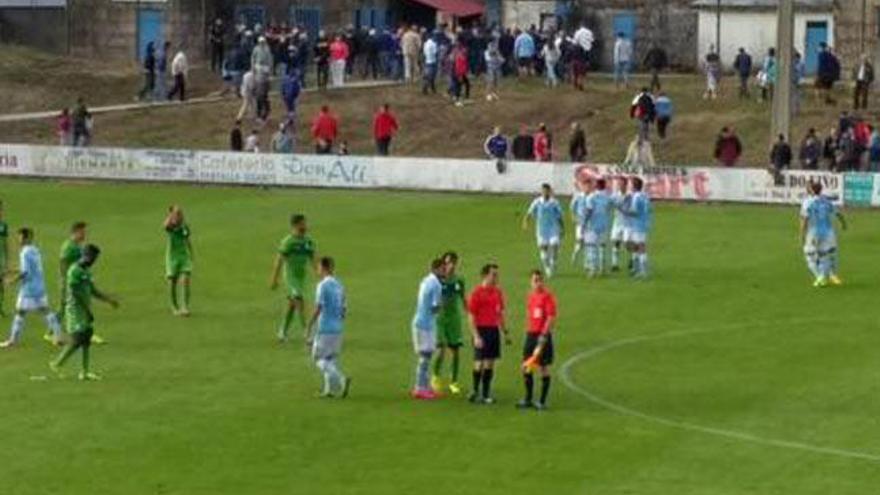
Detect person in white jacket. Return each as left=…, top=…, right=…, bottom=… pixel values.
left=613, top=33, right=633, bottom=89
left=168, top=49, right=188, bottom=101
left=236, top=69, right=256, bottom=121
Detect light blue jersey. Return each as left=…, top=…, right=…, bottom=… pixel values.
left=527, top=196, right=564, bottom=240
left=628, top=191, right=652, bottom=233
left=19, top=245, right=46, bottom=299
left=412, top=273, right=442, bottom=331
left=801, top=195, right=836, bottom=239
left=585, top=190, right=613, bottom=233
left=612, top=191, right=631, bottom=231
left=570, top=192, right=588, bottom=225
left=315, top=276, right=346, bottom=335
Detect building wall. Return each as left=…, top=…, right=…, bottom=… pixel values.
left=835, top=0, right=880, bottom=76
left=0, top=8, right=68, bottom=53
left=696, top=9, right=834, bottom=69
left=502, top=0, right=555, bottom=30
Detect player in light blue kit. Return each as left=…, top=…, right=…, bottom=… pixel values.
left=624, top=177, right=652, bottom=278
left=582, top=178, right=614, bottom=277
left=800, top=182, right=846, bottom=287
left=609, top=177, right=631, bottom=272
left=523, top=183, right=565, bottom=277
left=1, top=228, right=63, bottom=348
left=411, top=258, right=446, bottom=400
left=569, top=180, right=589, bottom=266
left=305, top=256, right=352, bottom=398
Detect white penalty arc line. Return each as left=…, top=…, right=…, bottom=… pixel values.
left=560, top=320, right=880, bottom=464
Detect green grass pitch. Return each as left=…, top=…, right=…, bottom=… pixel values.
left=1, top=179, right=879, bottom=495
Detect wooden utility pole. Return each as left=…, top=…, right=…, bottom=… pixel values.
left=771, top=0, right=794, bottom=142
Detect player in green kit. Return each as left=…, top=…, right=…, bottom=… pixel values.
left=0, top=201, right=9, bottom=317
left=164, top=205, right=194, bottom=316
left=269, top=214, right=316, bottom=343
left=50, top=244, right=119, bottom=380
left=57, top=221, right=104, bottom=344
left=431, top=251, right=466, bottom=395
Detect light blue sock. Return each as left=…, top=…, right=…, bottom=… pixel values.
left=598, top=244, right=606, bottom=273
left=10, top=315, right=24, bottom=343
left=804, top=252, right=820, bottom=278
left=640, top=253, right=649, bottom=275
left=416, top=354, right=431, bottom=390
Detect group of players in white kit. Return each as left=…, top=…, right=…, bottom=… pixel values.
left=523, top=176, right=653, bottom=279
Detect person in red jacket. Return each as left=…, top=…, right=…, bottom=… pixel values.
left=534, top=123, right=552, bottom=161
left=311, top=105, right=338, bottom=154
left=372, top=103, right=399, bottom=156
left=453, top=44, right=470, bottom=107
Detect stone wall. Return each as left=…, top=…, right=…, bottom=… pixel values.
left=835, top=0, right=880, bottom=77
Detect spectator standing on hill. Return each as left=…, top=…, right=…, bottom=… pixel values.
left=363, top=29, right=381, bottom=80
left=869, top=127, right=880, bottom=171
left=792, top=51, right=805, bottom=115
left=714, top=127, right=742, bottom=167
left=237, top=69, right=256, bottom=121
left=733, top=47, right=753, bottom=98
left=155, top=41, right=170, bottom=101
left=799, top=128, right=821, bottom=170
left=760, top=48, right=776, bottom=102
left=72, top=98, right=91, bottom=147
left=837, top=127, right=858, bottom=171
left=245, top=129, right=260, bottom=153
left=251, top=36, right=273, bottom=80
left=422, top=33, right=439, bottom=95
left=452, top=43, right=470, bottom=106
left=816, top=43, right=840, bottom=105
left=311, top=105, right=339, bottom=154
left=314, top=31, right=331, bottom=90
left=137, top=42, right=156, bottom=101
left=229, top=120, right=243, bottom=151
left=330, top=35, right=350, bottom=88
left=484, top=43, right=504, bottom=101
left=373, top=103, right=399, bottom=156
left=822, top=127, right=839, bottom=170
left=630, top=87, right=656, bottom=143
left=167, top=48, right=188, bottom=102
left=281, top=69, right=301, bottom=121
left=403, top=25, right=422, bottom=83
left=613, top=32, right=633, bottom=89
left=644, top=45, right=668, bottom=92
left=654, top=92, right=673, bottom=140
left=484, top=126, right=509, bottom=160
left=853, top=54, right=874, bottom=110
left=541, top=38, right=560, bottom=88
left=568, top=122, right=587, bottom=162
left=210, top=18, right=225, bottom=73
left=514, top=29, right=536, bottom=77
left=703, top=47, right=721, bottom=100
left=770, top=134, right=793, bottom=177
left=534, top=124, right=552, bottom=162
left=271, top=123, right=293, bottom=153
left=512, top=125, right=535, bottom=161
left=56, top=108, right=72, bottom=146
left=571, top=23, right=594, bottom=91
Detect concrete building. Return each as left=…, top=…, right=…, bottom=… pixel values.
left=692, top=0, right=834, bottom=75
left=502, top=0, right=698, bottom=70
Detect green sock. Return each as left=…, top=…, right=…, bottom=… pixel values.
left=433, top=351, right=444, bottom=376
left=169, top=281, right=179, bottom=311
left=183, top=282, right=191, bottom=309
left=279, top=306, right=295, bottom=337
left=54, top=342, right=79, bottom=368
left=451, top=350, right=460, bottom=382
left=81, top=345, right=90, bottom=374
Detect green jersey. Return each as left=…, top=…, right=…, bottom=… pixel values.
left=438, top=275, right=466, bottom=321
left=278, top=234, right=315, bottom=292
left=166, top=223, right=192, bottom=260
left=60, top=239, right=83, bottom=270
left=0, top=221, right=7, bottom=265
left=65, top=263, right=93, bottom=333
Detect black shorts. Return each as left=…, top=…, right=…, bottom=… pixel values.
left=523, top=333, right=554, bottom=366
left=475, top=327, right=501, bottom=361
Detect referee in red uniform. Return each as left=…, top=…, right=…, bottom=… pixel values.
left=467, top=263, right=510, bottom=404
left=518, top=270, right=557, bottom=410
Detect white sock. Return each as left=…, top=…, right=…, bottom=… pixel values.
left=571, top=241, right=582, bottom=262
left=598, top=244, right=606, bottom=272
left=585, top=244, right=596, bottom=272
left=611, top=245, right=620, bottom=267
left=549, top=246, right=558, bottom=273
left=316, top=359, right=332, bottom=394
left=45, top=312, right=61, bottom=338
left=804, top=253, right=820, bottom=278
left=10, top=315, right=24, bottom=343
left=326, top=358, right=344, bottom=391
left=639, top=253, right=649, bottom=274
left=539, top=249, right=550, bottom=274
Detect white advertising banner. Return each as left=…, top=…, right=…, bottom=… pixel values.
left=0, top=144, right=854, bottom=206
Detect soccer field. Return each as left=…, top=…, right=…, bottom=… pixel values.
left=1, top=179, right=879, bottom=495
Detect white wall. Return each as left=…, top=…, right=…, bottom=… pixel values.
left=502, top=0, right=555, bottom=30
left=696, top=10, right=834, bottom=69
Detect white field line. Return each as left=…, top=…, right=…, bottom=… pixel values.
left=560, top=320, right=880, bottom=463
